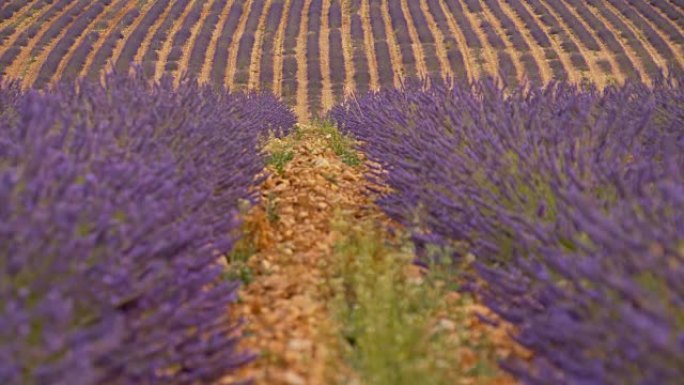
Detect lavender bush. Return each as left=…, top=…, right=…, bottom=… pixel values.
left=331, top=78, right=684, bottom=384
left=0, top=72, right=296, bottom=384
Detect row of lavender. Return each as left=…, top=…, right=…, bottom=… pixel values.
left=0, top=72, right=296, bottom=384
left=3, top=0, right=683, bottom=116
left=331, top=78, right=684, bottom=384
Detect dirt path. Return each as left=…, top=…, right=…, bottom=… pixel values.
left=222, top=124, right=527, bottom=385
left=221, top=126, right=361, bottom=384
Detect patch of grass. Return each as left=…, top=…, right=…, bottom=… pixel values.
left=265, top=191, right=279, bottom=223
left=328, top=218, right=502, bottom=385
left=263, top=125, right=302, bottom=174
left=318, top=121, right=361, bottom=167
left=223, top=237, right=256, bottom=285
left=267, top=149, right=294, bottom=175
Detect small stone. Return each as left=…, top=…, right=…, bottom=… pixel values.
left=313, top=157, right=330, bottom=169
left=287, top=338, right=313, bottom=351
left=437, top=318, right=457, bottom=332
left=284, top=371, right=306, bottom=385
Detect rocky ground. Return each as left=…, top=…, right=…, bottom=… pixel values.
left=221, top=125, right=528, bottom=385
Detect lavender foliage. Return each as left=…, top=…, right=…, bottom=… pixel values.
left=0, top=72, right=296, bottom=385
left=331, top=78, right=684, bottom=385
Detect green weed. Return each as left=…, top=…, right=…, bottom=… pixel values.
left=328, top=218, right=500, bottom=385
left=318, top=121, right=361, bottom=167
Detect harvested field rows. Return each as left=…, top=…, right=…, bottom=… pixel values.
left=1, top=0, right=683, bottom=120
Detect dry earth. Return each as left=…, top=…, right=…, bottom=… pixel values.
left=221, top=126, right=529, bottom=384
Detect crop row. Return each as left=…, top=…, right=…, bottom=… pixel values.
left=0, top=0, right=682, bottom=115
left=0, top=71, right=297, bottom=385
left=330, top=76, right=684, bottom=385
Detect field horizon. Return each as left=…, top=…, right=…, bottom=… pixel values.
left=1, top=0, right=683, bottom=120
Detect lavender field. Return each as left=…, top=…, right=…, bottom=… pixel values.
left=1, top=1, right=683, bottom=384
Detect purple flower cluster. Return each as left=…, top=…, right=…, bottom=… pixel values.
left=0, top=72, right=296, bottom=384
left=331, top=78, right=684, bottom=384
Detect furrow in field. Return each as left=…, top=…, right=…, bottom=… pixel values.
left=280, top=0, right=305, bottom=104
left=150, top=0, right=202, bottom=80
left=380, top=0, right=404, bottom=86
left=295, top=0, right=312, bottom=121
left=327, top=0, right=346, bottom=99
left=596, top=0, right=668, bottom=78
left=567, top=0, right=648, bottom=82
left=114, top=0, right=166, bottom=76
left=528, top=0, right=601, bottom=85
left=558, top=0, right=626, bottom=83
left=307, top=0, right=323, bottom=116
left=176, top=0, right=215, bottom=83
left=419, top=0, right=453, bottom=79
left=163, top=1, right=205, bottom=82
left=512, top=0, right=575, bottom=83
left=604, top=0, right=681, bottom=71
left=360, top=0, right=380, bottom=91
left=367, top=1, right=396, bottom=87
left=132, top=0, right=171, bottom=68
left=0, top=0, right=36, bottom=31
left=498, top=0, right=553, bottom=84
left=0, top=0, right=41, bottom=47
left=233, top=0, right=266, bottom=89
left=22, top=0, right=90, bottom=87
left=399, top=0, right=428, bottom=78
left=628, top=0, right=684, bottom=49
left=437, top=0, right=477, bottom=80
left=0, top=0, right=53, bottom=63
left=210, top=0, right=244, bottom=88
left=257, top=0, right=284, bottom=91
left=350, top=2, right=371, bottom=95
left=478, top=0, right=527, bottom=86
left=319, top=0, right=334, bottom=111
left=249, top=0, right=274, bottom=90
left=200, top=0, right=234, bottom=84
left=272, top=0, right=292, bottom=97
left=187, top=0, right=229, bottom=81
left=225, top=0, right=254, bottom=89
left=80, top=1, right=139, bottom=79
left=109, top=0, right=161, bottom=77
left=340, top=0, right=356, bottom=95
left=57, top=0, right=127, bottom=83
left=3, top=0, right=76, bottom=80
left=455, top=0, right=498, bottom=79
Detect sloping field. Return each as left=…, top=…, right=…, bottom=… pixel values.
left=1, top=0, right=683, bottom=119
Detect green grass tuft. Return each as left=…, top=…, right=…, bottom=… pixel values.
left=318, top=121, right=361, bottom=167
left=328, top=218, right=501, bottom=385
